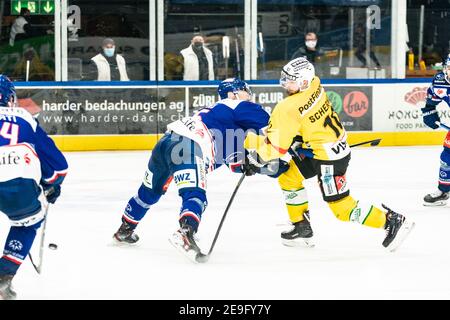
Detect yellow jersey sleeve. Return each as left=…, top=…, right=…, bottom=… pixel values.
left=244, top=98, right=302, bottom=162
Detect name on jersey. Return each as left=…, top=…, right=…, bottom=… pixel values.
left=0, top=114, right=17, bottom=123
left=0, top=150, right=20, bottom=166
left=298, top=85, right=322, bottom=116
left=309, top=99, right=331, bottom=123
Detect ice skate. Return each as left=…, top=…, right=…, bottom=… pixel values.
left=382, top=204, right=415, bottom=252
left=423, top=190, right=449, bottom=207
left=113, top=221, right=139, bottom=245
left=281, top=211, right=315, bottom=248
left=169, top=223, right=204, bottom=263
left=0, top=275, right=16, bottom=300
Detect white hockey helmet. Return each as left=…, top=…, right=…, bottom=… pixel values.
left=280, top=57, right=315, bottom=91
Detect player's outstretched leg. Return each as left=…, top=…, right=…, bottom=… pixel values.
left=281, top=211, right=314, bottom=248
left=113, top=185, right=164, bottom=245
left=327, top=196, right=415, bottom=251
left=382, top=204, right=415, bottom=252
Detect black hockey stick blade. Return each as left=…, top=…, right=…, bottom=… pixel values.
left=196, top=253, right=209, bottom=263
left=350, top=138, right=381, bottom=148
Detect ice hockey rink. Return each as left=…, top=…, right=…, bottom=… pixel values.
left=1, top=145, right=450, bottom=300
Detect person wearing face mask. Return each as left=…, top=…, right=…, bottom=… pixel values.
left=87, top=38, right=130, bottom=81
left=291, top=32, right=324, bottom=63
left=180, top=35, right=215, bottom=81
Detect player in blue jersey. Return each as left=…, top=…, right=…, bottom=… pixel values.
left=421, top=55, right=450, bottom=206
left=0, top=75, right=68, bottom=300
left=113, top=78, right=288, bottom=262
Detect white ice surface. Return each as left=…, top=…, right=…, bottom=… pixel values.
left=2, top=146, right=450, bottom=300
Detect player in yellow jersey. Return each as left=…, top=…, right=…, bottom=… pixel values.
left=244, top=57, right=415, bottom=252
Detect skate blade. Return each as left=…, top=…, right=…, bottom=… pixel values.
left=168, top=234, right=203, bottom=264
left=423, top=201, right=447, bottom=207
left=111, top=236, right=139, bottom=247
left=386, top=220, right=415, bottom=252
left=282, top=237, right=315, bottom=248
left=0, top=289, right=16, bottom=301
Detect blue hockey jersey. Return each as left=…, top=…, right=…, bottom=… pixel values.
left=426, top=72, right=450, bottom=107
left=198, top=98, right=269, bottom=167
left=0, top=107, right=68, bottom=185
left=167, top=98, right=270, bottom=171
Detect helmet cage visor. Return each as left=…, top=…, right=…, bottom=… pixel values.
left=280, top=69, right=302, bottom=88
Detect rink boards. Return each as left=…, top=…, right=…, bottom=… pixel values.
left=15, top=80, right=449, bottom=151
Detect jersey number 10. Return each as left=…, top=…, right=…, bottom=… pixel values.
left=0, top=122, right=19, bottom=145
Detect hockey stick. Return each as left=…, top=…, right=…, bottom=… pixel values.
left=288, top=138, right=382, bottom=171
left=196, top=173, right=246, bottom=263
left=28, top=202, right=50, bottom=275
left=436, top=121, right=450, bottom=131
left=349, top=138, right=382, bottom=148
left=197, top=138, right=382, bottom=262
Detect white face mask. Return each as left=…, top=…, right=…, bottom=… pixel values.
left=305, top=40, right=317, bottom=49
left=103, top=47, right=115, bottom=57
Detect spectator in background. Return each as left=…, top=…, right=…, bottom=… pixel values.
left=180, top=35, right=214, bottom=81
left=291, top=32, right=324, bottom=62
left=291, top=32, right=325, bottom=76
left=86, top=38, right=130, bottom=81
left=9, top=8, right=33, bottom=47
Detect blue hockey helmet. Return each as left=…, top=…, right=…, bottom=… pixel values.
left=217, top=78, right=252, bottom=100
left=0, top=75, right=17, bottom=107
left=444, top=54, right=450, bottom=82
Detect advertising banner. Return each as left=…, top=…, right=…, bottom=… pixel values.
left=17, top=87, right=186, bottom=135
left=326, top=86, right=373, bottom=131
left=16, top=83, right=373, bottom=135
left=372, top=83, right=450, bottom=132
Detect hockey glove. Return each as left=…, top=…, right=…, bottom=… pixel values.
left=421, top=105, right=440, bottom=129
left=239, top=150, right=262, bottom=176
left=260, top=159, right=290, bottom=178
left=41, top=183, right=61, bottom=204
left=244, top=151, right=290, bottom=178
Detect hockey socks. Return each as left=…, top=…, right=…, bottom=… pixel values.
left=121, top=185, right=162, bottom=229
left=178, top=190, right=207, bottom=233
left=0, top=222, right=42, bottom=276
left=282, top=187, right=309, bottom=223
left=328, top=196, right=386, bottom=228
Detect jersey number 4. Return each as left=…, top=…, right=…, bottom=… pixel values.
left=323, top=112, right=343, bottom=138
left=0, top=122, right=19, bottom=145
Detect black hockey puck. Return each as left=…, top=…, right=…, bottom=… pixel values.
left=48, top=243, right=58, bottom=250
